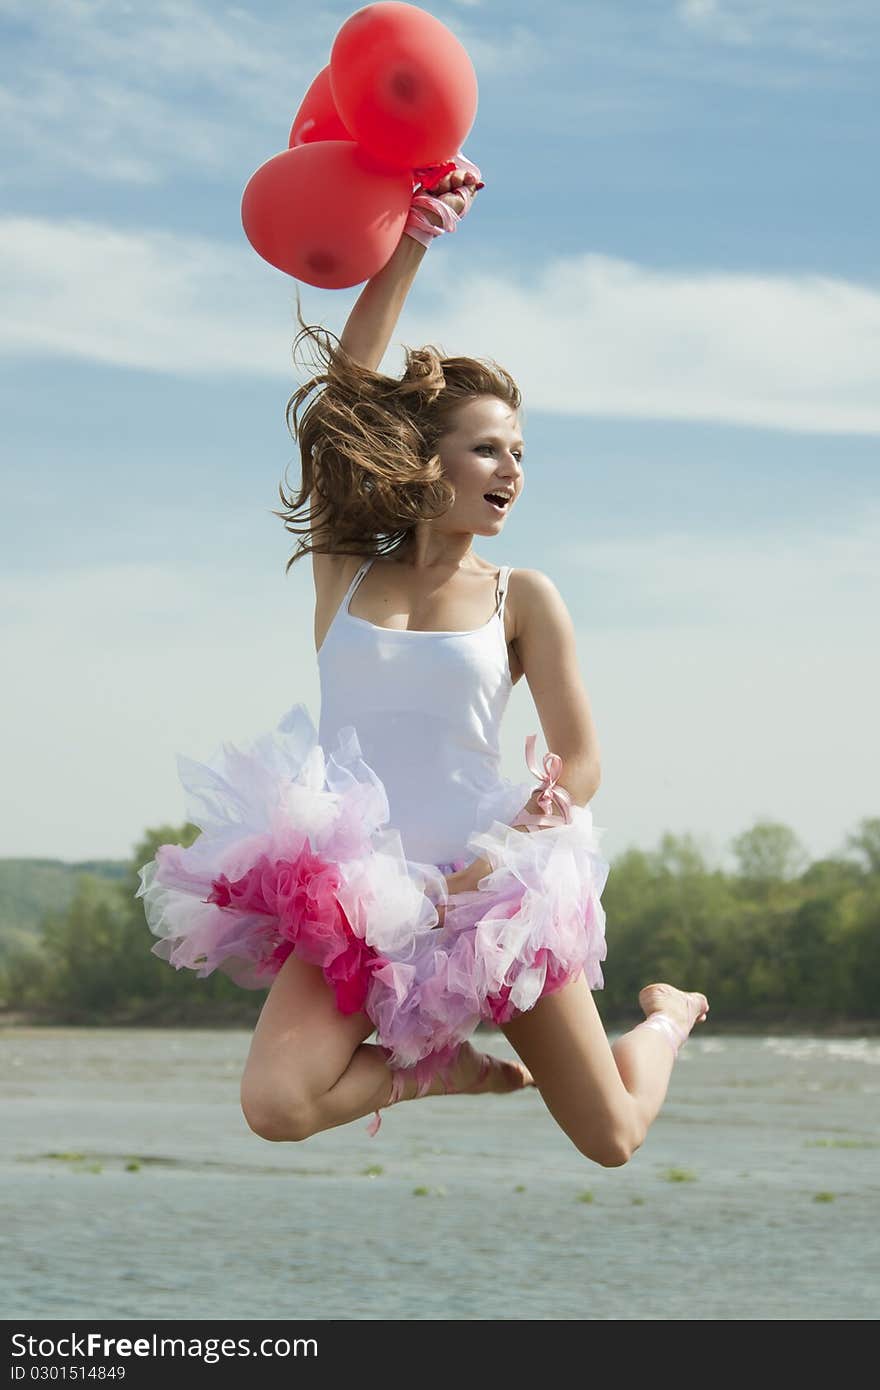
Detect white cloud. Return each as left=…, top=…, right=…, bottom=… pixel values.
left=0, top=0, right=542, bottom=189
left=0, top=216, right=282, bottom=373
left=2, top=214, right=879, bottom=436
left=0, top=69, right=227, bottom=186
left=0, top=557, right=320, bottom=859
left=556, top=508, right=880, bottom=630
left=578, top=597, right=878, bottom=871
left=0, top=0, right=874, bottom=199
left=549, top=507, right=880, bottom=867
left=675, top=0, right=876, bottom=60
left=676, top=0, right=754, bottom=46
left=404, top=251, right=880, bottom=435
left=547, top=507, right=880, bottom=869
left=0, top=0, right=333, bottom=186
left=0, top=0, right=321, bottom=90
left=432, top=11, right=544, bottom=74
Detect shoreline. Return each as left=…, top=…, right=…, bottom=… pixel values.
left=1, top=1011, right=878, bottom=1037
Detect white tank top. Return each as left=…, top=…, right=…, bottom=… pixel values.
left=317, top=557, right=529, bottom=866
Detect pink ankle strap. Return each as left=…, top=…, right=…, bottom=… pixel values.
left=641, top=1012, right=688, bottom=1057
left=365, top=1063, right=431, bottom=1137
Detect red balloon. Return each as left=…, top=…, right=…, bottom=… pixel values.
left=289, top=65, right=353, bottom=147
left=330, top=2, right=478, bottom=169
left=241, top=141, right=412, bottom=290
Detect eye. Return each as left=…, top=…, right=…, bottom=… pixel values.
left=477, top=444, right=524, bottom=461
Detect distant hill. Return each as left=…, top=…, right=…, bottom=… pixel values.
left=0, top=858, right=128, bottom=959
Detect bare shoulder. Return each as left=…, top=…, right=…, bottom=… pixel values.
left=508, top=568, right=571, bottom=640
left=312, top=550, right=366, bottom=606
left=307, top=470, right=368, bottom=603
left=312, top=551, right=371, bottom=656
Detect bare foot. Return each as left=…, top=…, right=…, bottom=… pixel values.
left=638, top=983, right=710, bottom=1043
left=447, top=1040, right=535, bottom=1095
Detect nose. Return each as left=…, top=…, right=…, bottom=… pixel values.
left=497, top=448, right=521, bottom=475
left=503, top=456, right=523, bottom=487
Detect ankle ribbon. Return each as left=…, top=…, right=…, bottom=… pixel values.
left=641, top=1012, right=688, bottom=1057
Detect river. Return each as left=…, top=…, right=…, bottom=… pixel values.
left=1, top=1027, right=877, bottom=1320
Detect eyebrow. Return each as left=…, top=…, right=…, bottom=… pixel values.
left=478, top=434, right=525, bottom=449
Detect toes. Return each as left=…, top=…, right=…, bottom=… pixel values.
left=688, top=992, right=710, bottom=1025
left=496, top=1057, right=533, bottom=1090
left=513, top=1062, right=535, bottom=1089
left=638, top=984, right=709, bottom=1032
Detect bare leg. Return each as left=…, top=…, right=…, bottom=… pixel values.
left=240, top=952, right=533, bottom=1142
left=613, top=983, right=709, bottom=1135
left=300, top=1036, right=533, bottom=1137
left=500, top=975, right=709, bottom=1167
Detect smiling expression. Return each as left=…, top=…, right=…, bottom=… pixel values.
left=436, top=395, right=524, bottom=532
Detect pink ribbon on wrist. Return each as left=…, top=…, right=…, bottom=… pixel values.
left=404, top=193, right=462, bottom=247
left=403, top=150, right=483, bottom=248
left=510, top=735, right=573, bottom=830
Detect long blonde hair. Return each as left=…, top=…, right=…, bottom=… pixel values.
left=273, top=296, right=522, bottom=572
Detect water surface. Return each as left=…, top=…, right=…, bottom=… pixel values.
left=2, top=1028, right=878, bottom=1320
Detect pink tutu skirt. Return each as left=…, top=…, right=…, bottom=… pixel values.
left=136, top=704, right=609, bottom=1129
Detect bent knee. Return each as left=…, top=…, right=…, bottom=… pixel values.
left=577, top=1125, right=644, bottom=1169
left=240, top=1081, right=316, bottom=1143
left=591, top=1141, right=634, bottom=1168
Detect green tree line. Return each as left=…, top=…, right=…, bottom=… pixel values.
left=1, top=817, right=877, bottom=1028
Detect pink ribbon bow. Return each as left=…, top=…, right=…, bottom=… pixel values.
left=511, top=734, right=573, bottom=830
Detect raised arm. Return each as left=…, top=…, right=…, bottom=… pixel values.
left=308, top=169, right=479, bottom=579
left=338, top=168, right=477, bottom=370
left=338, top=235, right=428, bottom=371
left=308, top=233, right=430, bottom=578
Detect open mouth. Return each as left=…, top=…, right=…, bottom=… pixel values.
left=484, top=493, right=510, bottom=513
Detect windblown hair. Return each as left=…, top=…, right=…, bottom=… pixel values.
left=273, top=295, right=522, bottom=572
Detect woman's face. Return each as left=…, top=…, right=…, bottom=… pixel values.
left=436, top=395, right=524, bottom=533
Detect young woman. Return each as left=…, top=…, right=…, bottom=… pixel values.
left=138, top=161, right=708, bottom=1165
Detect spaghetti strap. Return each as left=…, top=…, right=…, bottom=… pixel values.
left=497, top=565, right=512, bottom=619
left=317, top=558, right=375, bottom=652
left=341, top=557, right=375, bottom=611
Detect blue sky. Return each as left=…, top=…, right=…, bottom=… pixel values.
left=2, top=0, right=878, bottom=870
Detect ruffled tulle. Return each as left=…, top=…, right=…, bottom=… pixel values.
left=136, top=702, right=610, bottom=1131
left=136, top=704, right=447, bottom=1014
left=366, top=809, right=609, bottom=1075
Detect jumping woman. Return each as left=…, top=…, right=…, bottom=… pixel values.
left=137, top=158, right=709, bottom=1167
